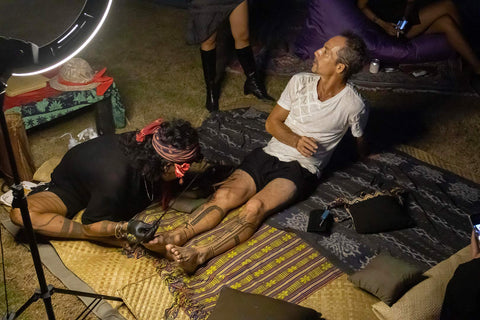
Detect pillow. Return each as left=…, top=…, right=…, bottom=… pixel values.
left=348, top=253, right=425, bottom=306
left=345, top=188, right=414, bottom=234
left=208, top=287, right=321, bottom=320
left=372, top=246, right=472, bottom=320
left=33, top=157, right=61, bottom=182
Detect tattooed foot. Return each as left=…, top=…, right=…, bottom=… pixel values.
left=165, top=244, right=209, bottom=274
left=142, top=230, right=187, bottom=258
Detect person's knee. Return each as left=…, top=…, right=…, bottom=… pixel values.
left=201, top=35, right=217, bottom=51
left=233, top=30, right=249, bottom=48
left=9, top=208, right=23, bottom=226
left=212, top=187, right=240, bottom=205
left=241, top=198, right=264, bottom=224
left=435, top=15, right=456, bottom=32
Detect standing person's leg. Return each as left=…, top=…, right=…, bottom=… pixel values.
left=230, top=0, right=250, bottom=50
left=230, top=0, right=273, bottom=101
left=200, top=32, right=219, bottom=112
left=166, top=178, right=297, bottom=274
left=9, top=191, right=123, bottom=245
left=200, top=32, right=217, bottom=51
left=143, top=169, right=257, bottom=254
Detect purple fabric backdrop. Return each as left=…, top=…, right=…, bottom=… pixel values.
left=294, top=0, right=455, bottom=64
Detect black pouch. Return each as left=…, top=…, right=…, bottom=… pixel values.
left=307, top=209, right=334, bottom=234
left=345, top=187, right=414, bottom=234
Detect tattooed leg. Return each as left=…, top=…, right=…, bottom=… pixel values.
left=166, top=215, right=258, bottom=274
left=143, top=169, right=257, bottom=256
left=166, top=177, right=298, bottom=273
left=143, top=204, right=227, bottom=255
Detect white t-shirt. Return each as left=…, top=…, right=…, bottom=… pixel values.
left=263, top=72, right=368, bottom=175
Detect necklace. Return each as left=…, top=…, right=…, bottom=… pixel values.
left=143, top=176, right=154, bottom=201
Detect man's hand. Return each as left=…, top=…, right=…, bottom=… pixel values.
left=296, top=136, right=318, bottom=157
left=356, top=136, right=369, bottom=160
left=471, top=231, right=480, bottom=259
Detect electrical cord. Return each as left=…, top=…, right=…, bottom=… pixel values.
left=0, top=225, right=10, bottom=315
left=128, top=168, right=204, bottom=250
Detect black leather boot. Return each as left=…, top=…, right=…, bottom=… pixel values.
left=236, top=46, right=274, bottom=101
left=200, top=48, right=219, bottom=112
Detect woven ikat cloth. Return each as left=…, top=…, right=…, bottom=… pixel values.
left=141, top=208, right=341, bottom=319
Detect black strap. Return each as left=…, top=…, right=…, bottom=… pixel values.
left=1, top=225, right=10, bottom=315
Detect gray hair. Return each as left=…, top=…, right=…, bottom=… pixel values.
left=336, top=31, right=368, bottom=81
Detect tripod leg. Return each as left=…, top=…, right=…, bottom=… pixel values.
left=4, top=292, right=39, bottom=320
left=6, top=285, right=55, bottom=320
left=1, top=90, right=56, bottom=320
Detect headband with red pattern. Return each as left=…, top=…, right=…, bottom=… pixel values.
left=136, top=119, right=199, bottom=183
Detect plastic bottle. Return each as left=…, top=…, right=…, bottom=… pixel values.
left=60, top=133, right=80, bottom=149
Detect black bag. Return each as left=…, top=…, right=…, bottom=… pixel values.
left=343, top=187, right=414, bottom=234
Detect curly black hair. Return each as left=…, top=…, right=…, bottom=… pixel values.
left=118, top=119, right=201, bottom=182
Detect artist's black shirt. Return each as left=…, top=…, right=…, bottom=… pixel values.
left=51, top=134, right=157, bottom=224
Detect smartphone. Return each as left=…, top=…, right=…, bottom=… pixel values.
left=469, top=213, right=480, bottom=241
left=396, top=19, right=408, bottom=31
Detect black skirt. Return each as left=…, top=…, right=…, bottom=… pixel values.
left=368, top=0, right=434, bottom=27
left=187, top=0, right=244, bottom=44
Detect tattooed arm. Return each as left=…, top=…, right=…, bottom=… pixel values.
left=9, top=191, right=123, bottom=245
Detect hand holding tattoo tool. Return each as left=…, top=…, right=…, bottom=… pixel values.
left=127, top=169, right=203, bottom=250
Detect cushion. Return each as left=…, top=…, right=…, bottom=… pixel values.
left=6, top=74, right=48, bottom=97
left=346, top=189, right=413, bottom=234
left=208, top=287, right=321, bottom=320
left=348, top=253, right=425, bottom=306
left=372, top=246, right=472, bottom=320
left=33, top=157, right=61, bottom=182
left=293, top=0, right=454, bottom=63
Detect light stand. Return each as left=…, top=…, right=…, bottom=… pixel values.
left=0, top=1, right=123, bottom=319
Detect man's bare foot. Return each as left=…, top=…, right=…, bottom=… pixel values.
left=142, top=229, right=188, bottom=258
left=165, top=244, right=209, bottom=274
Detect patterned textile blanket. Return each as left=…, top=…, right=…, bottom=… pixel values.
left=198, top=108, right=477, bottom=274
left=4, top=83, right=126, bottom=129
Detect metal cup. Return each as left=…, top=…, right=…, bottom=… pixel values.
left=369, top=59, right=380, bottom=74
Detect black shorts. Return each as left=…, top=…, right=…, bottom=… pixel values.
left=238, top=148, right=320, bottom=202
left=29, top=182, right=85, bottom=220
